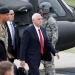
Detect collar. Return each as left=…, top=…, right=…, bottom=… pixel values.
left=34, top=24, right=40, bottom=31
left=7, top=21, right=13, bottom=25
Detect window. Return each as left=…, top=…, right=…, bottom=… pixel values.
left=38, top=0, right=66, bottom=16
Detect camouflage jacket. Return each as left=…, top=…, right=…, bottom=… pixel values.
left=0, top=22, right=8, bottom=50
left=42, top=13, right=58, bottom=47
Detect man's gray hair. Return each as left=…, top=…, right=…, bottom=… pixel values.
left=32, top=13, right=41, bottom=20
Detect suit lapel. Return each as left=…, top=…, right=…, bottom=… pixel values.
left=32, top=25, right=39, bottom=42
left=12, top=23, right=16, bottom=37
left=6, top=23, right=11, bottom=38
left=31, top=25, right=46, bottom=43
left=12, top=23, right=16, bottom=31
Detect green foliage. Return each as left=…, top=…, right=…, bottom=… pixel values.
left=63, top=47, right=75, bottom=53
left=64, top=0, right=75, bottom=7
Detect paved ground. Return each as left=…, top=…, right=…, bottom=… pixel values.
left=14, top=52, right=75, bottom=75
left=54, top=52, right=75, bottom=75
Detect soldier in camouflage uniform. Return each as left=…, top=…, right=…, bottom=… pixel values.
left=0, top=7, right=9, bottom=61
left=0, top=8, right=18, bottom=75
left=39, top=2, right=58, bottom=75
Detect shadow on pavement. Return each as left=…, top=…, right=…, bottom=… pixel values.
left=40, top=67, right=75, bottom=75
left=56, top=67, right=75, bottom=75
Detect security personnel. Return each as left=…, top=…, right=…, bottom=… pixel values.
left=0, top=8, right=18, bottom=75
left=0, top=7, right=9, bottom=61
left=6, top=9, right=20, bottom=63
left=39, top=2, right=58, bottom=75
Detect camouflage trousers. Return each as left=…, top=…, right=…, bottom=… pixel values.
left=41, top=54, right=55, bottom=75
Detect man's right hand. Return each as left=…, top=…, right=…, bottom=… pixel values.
left=20, top=61, right=25, bottom=68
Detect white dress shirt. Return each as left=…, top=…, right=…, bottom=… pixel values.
left=34, top=25, right=44, bottom=47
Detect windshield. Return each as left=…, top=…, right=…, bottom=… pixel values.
left=61, top=0, right=73, bottom=13
left=38, top=0, right=66, bottom=16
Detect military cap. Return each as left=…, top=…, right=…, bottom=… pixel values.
left=0, top=7, right=9, bottom=14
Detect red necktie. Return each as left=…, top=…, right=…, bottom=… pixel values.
left=38, top=29, right=44, bottom=54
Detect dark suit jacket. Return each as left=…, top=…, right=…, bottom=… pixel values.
left=6, top=22, right=20, bottom=59
left=0, top=40, right=7, bottom=61
left=20, top=24, right=57, bottom=65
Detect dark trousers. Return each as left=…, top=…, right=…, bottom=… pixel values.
left=9, top=46, right=18, bottom=75
left=14, top=64, right=18, bottom=75
left=28, top=62, right=40, bottom=75
left=9, top=45, right=16, bottom=63
left=9, top=58, right=14, bottom=63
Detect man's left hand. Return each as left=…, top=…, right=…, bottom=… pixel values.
left=55, top=53, right=60, bottom=59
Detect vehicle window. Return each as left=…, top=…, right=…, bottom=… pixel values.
left=38, top=0, right=66, bottom=16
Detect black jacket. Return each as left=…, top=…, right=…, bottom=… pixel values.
left=0, top=40, right=7, bottom=61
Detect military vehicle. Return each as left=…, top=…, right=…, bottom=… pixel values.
left=0, top=0, right=75, bottom=51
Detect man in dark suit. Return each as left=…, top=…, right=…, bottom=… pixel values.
left=6, top=9, right=20, bottom=63
left=20, top=13, right=60, bottom=75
